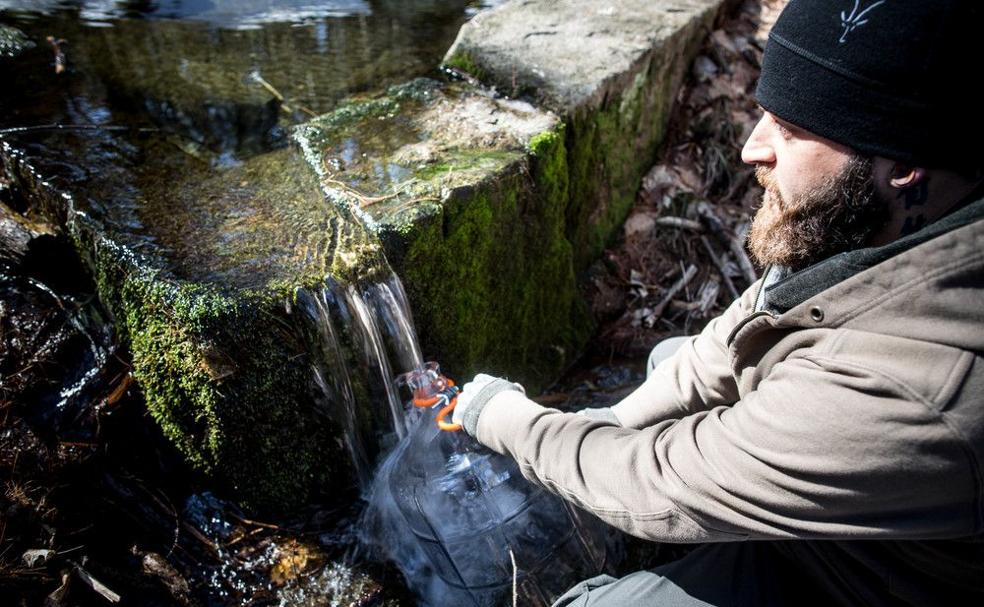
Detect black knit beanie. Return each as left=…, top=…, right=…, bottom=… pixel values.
left=755, top=0, right=982, bottom=170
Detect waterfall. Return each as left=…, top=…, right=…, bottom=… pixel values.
left=294, top=265, right=424, bottom=489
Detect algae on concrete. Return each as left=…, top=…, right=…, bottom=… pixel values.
left=444, top=0, right=731, bottom=268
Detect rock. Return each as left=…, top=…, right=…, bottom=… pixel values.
left=0, top=202, right=38, bottom=266
left=1, top=121, right=369, bottom=512
left=445, top=0, right=733, bottom=267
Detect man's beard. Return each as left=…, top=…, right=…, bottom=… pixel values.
left=747, top=155, right=889, bottom=272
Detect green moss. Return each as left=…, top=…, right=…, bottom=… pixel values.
left=392, top=124, right=590, bottom=390
left=565, top=51, right=679, bottom=271
left=442, top=51, right=488, bottom=82
left=80, top=229, right=347, bottom=513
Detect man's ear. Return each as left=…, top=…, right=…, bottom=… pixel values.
left=888, top=163, right=928, bottom=189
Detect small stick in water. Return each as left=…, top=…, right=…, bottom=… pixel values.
left=46, top=36, right=67, bottom=74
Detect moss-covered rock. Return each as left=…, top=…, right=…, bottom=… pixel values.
left=296, top=80, right=592, bottom=388
left=0, top=75, right=591, bottom=510
left=0, top=0, right=729, bottom=513
left=0, top=125, right=376, bottom=513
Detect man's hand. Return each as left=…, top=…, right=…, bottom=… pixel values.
left=452, top=373, right=524, bottom=436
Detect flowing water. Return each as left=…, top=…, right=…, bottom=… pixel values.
left=294, top=270, right=423, bottom=488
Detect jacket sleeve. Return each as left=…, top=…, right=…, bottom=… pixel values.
left=610, top=280, right=761, bottom=429
left=476, top=352, right=978, bottom=543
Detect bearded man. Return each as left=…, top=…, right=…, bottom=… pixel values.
left=451, top=0, right=984, bottom=605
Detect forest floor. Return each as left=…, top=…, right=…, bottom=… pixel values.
left=540, top=0, right=784, bottom=408
left=1, top=1, right=787, bottom=605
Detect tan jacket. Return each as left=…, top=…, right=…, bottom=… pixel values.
left=474, top=198, right=984, bottom=601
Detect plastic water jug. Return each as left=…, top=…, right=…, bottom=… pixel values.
left=373, top=364, right=609, bottom=606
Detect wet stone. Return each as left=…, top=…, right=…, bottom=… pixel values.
left=0, top=74, right=582, bottom=511
left=296, top=78, right=556, bottom=228
left=0, top=118, right=386, bottom=512
left=297, top=80, right=593, bottom=389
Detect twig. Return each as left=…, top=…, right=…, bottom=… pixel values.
left=0, top=124, right=158, bottom=135
left=249, top=72, right=317, bottom=118
left=228, top=513, right=283, bottom=531
left=509, top=548, right=518, bottom=607
left=182, top=523, right=219, bottom=557
left=696, top=278, right=721, bottom=315
left=103, top=374, right=134, bottom=407
left=322, top=178, right=401, bottom=208
left=695, top=201, right=757, bottom=283
left=46, top=36, right=66, bottom=74
left=651, top=264, right=698, bottom=320
left=442, top=65, right=482, bottom=88
left=730, top=232, right=757, bottom=284
left=70, top=560, right=121, bottom=603
left=224, top=527, right=264, bottom=548
left=699, top=236, right=739, bottom=300
left=321, top=168, right=439, bottom=210
left=654, top=216, right=704, bottom=232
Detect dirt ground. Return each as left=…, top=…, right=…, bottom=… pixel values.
left=1, top=1, right=787, bottom=605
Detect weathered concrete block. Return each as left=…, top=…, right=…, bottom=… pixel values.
left=444, top=0, right=730, bottom=267
left=0, top=130, right=372, bottom=512
left=0, top=0, right=728, bottom=512
left=296, top=79, right=592, bottom=387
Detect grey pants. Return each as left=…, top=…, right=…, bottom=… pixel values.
left=555, top=338, right=830, bottom=606
left=646, top=335, right=691, bottom=377
left=552, top=542, right=825, bottom=607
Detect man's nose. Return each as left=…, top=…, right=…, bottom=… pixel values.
left=740, top=114, right=776, bottom=166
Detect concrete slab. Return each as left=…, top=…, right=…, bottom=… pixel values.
left=445, top=0, right=730, bottom=266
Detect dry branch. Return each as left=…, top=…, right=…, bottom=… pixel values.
left=654, top=217, right=704, bottom=232
left=652, top=264, right=698, bottom=320
left=699, top=236, right=740, bottom=300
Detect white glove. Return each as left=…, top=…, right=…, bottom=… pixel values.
left=452, top=373, right=524, bottom=435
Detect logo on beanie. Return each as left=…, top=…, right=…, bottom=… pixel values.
left=839, top=0, right=886, bottom=43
